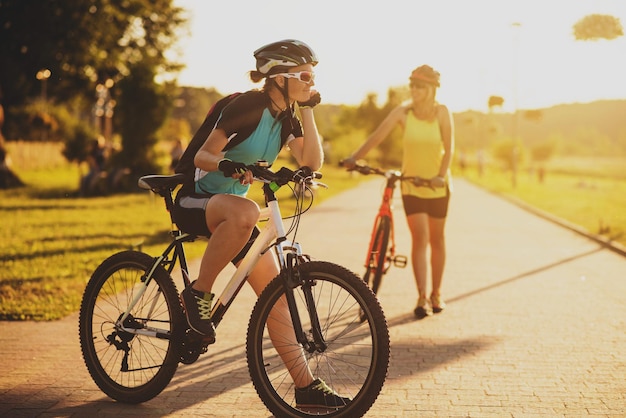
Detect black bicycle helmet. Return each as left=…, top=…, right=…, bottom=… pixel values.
left=254, top=39, right=318, bottom=76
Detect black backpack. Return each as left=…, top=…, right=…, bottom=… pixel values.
left=174, top=92, right=241, bottom=195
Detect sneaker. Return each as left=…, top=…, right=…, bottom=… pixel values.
left=295, top=378, right=351, bottom=409
left=180, top=283, right=215, bottom=337
left=413, top=296, right=432, bottom=319
left=431, top=293, right=446, bottom=313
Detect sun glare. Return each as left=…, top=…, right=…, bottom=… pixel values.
left=174, top=0, right=626, bottom=112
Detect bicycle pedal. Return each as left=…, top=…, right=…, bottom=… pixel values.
left=393, top=255, right=408, bottom=268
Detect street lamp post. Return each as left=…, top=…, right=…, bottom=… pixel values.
left=511, top=22, right=522, bottom=188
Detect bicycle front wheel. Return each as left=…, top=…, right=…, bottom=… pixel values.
left=363, top=216, right=391, bottom=294
left=247, top=261, right=390, bottom=417
left=78, top=250, right=185, bottom=404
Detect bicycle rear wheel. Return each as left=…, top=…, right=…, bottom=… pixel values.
left=78, top=250, right=184, bottom=403
left=247, top=261, right=389, bottom=417
left=363, top=216, right=391, bottom=294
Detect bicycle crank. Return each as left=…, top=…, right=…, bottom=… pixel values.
left=178, top=329, right=214, bottom=364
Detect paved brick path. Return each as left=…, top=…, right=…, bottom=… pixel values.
left=1, top=178, right=625, bottom=417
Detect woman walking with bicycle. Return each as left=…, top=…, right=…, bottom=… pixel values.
left=343, top=65, right=455, bottom=319
left=172, top=40, right=349, bottom=407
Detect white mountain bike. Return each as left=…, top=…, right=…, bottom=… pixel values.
left=78, top=162, right=390, bottom=417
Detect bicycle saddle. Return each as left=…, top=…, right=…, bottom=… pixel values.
left=138, top=174, right=185, bottom=192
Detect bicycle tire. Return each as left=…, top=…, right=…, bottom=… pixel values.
left=363, top=216, right=391, bottom=294
left=246, top=261, right=389, bottom=417
left=78, top=250, right=185, bottom=403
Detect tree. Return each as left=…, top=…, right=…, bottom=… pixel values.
left=0, top=0, right=186, bottom=187
left=573, top=14, right=624, bottom=41
left=524, top=109, right=543, bottom=122
left=488, top=95, right=504, bottom=110
left=172, top=87, right=224, bottom=133
left=115, top=61, right=171, bottom=176
left=491, top=138, right=524, bottom=172
left=0, top=0, right=185, bottom=111
left=351, top=89, right=406, bottom=166
left=0, top=96, right=24, bottom=188
left=530, top=141, right=556, bottom=163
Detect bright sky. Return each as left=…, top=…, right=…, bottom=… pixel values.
left=172, top=0, right=626, bottom=113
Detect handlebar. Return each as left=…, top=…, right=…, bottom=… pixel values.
left=339, top=160, right=437, bottom=189
left=248, top=162, right=326, bottom=220
left=247, top=162, right=327, bottom=191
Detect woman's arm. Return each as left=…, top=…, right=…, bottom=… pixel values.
left=436, top=104, right=454, bottom=178
left=350, top=105, right=405, bottom=161
left=194, top=128, right=229, bottom=172
left=288, top=107, right=324, bottom=171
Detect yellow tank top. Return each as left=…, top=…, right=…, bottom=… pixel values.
left=401, top=110, right=450, bottom=198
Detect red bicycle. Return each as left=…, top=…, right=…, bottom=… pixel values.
left=343, top=162, right=434, bottom=295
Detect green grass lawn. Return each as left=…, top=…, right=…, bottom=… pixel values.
left=461, top=160, right=626, bottom=249
left=2, top=167, right=176, bottom=319
left=0, top=161, right=362, bottom=320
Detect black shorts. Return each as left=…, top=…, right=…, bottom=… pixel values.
left=172, top=192, right=259, bottom=264
left=402, top=188, right=450, bottom=219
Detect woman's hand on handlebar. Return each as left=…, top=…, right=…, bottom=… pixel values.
left=430, top=175, right=446, bottom=188
left=219, top=158, right=247, bottom=176
left=339, top=157, right=358, bottom=170
left=218, top=158, right=255, bottom=185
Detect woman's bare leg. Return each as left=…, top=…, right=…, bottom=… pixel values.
left=405, top=213, right=430, bottom=299
left=247, top=251, right=314, bottom=389
left=428, top=216, right=447, bottom=299
left=193, top=194, right=260, bottom=293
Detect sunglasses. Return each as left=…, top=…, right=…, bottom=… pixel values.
left=270, top=71, right=315, bottom=84
left=410, top=81, right=430, bottom=90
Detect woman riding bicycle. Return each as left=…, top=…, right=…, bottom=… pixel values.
left=172, top=39, right=348, bottom=407
left=343, top=65, right=455, bottom=319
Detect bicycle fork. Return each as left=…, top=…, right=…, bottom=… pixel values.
left=282, top=252, right=328, bottom=353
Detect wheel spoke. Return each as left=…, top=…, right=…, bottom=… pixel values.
left=247, top=261, right=389, bottom=417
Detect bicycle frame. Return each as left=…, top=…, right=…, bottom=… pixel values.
left=208, top=195, right=299, bottom=327
left=118, top=173, right=322, bottom=348
left=363, top=170, right=403, bottom=271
